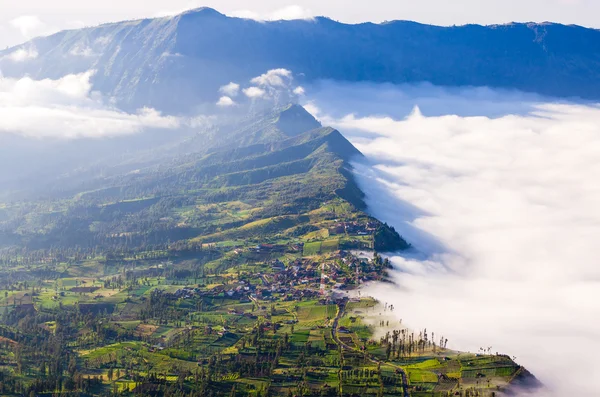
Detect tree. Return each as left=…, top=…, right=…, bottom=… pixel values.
left=68, top=356, right=77, bottom=376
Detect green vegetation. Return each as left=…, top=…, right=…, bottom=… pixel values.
left=0, top=105, right=530, bottom=396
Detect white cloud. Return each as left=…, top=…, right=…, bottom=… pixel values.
left=94, top=36, right=112, bottom=46
left=216, top=96, right=236, bottom=107
left=69, top=45, right=96, bottom=57
left=243, top=86, right=267, bottom=98
left=231, top=5, right=314, bottom=21
left=217, top=69, right=304, bottom=106
left=250, top=68, right=292, bottom=87
left=303, top=101, right=321, bottom=118
left=2, top=46, right=38, bottom=62
left=219, top=82, right=240, bottom=97
left=242, top=68, right=306, bottom=104
left=0, top=71, right=180, bottom=138
left=9, top=15, right=47, bottom=39
left=188, top=114, right=214, bottom=129
left=308, top=83, right=600, bottom=396
left=160, top=51, right=182, bottom=58
left=269, top=5, right=314, bottom=20
left=293, top=86, right=306, bottom=96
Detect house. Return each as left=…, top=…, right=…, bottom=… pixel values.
left=271, top=260, right=285, bottom=272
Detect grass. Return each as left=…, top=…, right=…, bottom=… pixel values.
left=407, top=359, right=442, bottom=370
left=303, top=242, right=321, bottom=256
left=289, top=330, right=310, bottom=343
left=303, top=229, right=330, bottom=240
left=321, top=238, right=340, bottom=252
left=408, top=369, right=439, bottom=383
left=302, top=237, right=339, bottom=256
left=239, top=217, right=274, bottom=230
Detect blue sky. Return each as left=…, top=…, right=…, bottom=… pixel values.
left=1, top=0, right=597, bottom=48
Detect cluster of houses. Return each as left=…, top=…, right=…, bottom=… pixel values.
left=328, top=221, right=379, bottom=236
left=166, top=249, right=386, bottom=305
left=248, top=244, right=286, bottom=254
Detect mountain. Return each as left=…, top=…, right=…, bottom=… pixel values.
left=0, top=10, right=544, bottom=394
left=0, top=104, right=408, bottom=254
left=0, top=104, right=320, bottom=199
left=1, top=8, right=600, bottom=112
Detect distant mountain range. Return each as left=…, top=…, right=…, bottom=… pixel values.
left=1, top=7, right=600, bottom=112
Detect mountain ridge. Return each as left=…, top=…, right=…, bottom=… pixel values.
left=2, top=8, right=600, bottom=112
left=0, top=104, right=394, bottom=252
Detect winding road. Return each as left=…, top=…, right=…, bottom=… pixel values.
left=331, top=301, right=410, bottom=397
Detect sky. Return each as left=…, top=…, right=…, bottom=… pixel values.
left=1, top=0, right=599, bottom=48
left=302, top=82, right=600, bottom=396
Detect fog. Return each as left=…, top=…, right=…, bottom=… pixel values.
left=304, top=83, right=600, bottom=396
left=0, top=67, right=304, bottom=198
left=0, top=71, right=179, bottom=139
left=0, top=68, right=301, bottom=139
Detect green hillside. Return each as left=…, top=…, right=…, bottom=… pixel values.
left=0, top=105, right=537, bottom=397
left=0, top=104, right=407, bottom=259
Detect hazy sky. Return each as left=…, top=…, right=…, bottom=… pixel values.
left=1, top=0, right=598, bottom=48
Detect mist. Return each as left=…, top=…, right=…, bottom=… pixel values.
left=304, top=82, right=600, bottom=396
left=0, top=71, right=180, bottom=139
left=0, top=67, right=305, bottom=199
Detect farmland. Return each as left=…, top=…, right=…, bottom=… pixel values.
left=0, top=105, right=534, bottom=396
left=0, top=241, right=529, bottom=396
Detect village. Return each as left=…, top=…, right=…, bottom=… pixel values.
left=168, top=249, right=393, bottom=307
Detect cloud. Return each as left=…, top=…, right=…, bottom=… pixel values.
left=293, top=86, right=306, bottom=96
left=69, top=45, right=96, bottom=57
left=2, top=46, right=38, bottom=62
left=307, top=82, right=600, bottom=396
left=269, top=5, right=314, bottom=20
left=251, top=68, right=293, bottom=87
left=160, top=51, right=182, bottom=58
left=0, top=71, right=180, bottom=138
left=231, top=5, right=314, bottom=21
left=216, top=96, right=236, bottom=107
left=214, top=69, right=304, bottom=106
left=302, top=101, right=321, bottom=117
left=219, top=82, right=240, bottom=97
left=241, top=68, right=306, bottom=105
left=243, top=86, right=267, bottom=99
left=94, top=36, right=112, bottom=46
left=9, top=15, right=47, bottom=39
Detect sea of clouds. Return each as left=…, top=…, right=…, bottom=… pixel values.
left=304, top=81, right=600, bottom=396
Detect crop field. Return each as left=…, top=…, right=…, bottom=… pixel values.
left=321, top=238, right=340, bottom=252
left=303, top=241, right=322, bottom=256
left=302, top=238, right=340, bottom=256
left=302, top=229, right=330, bottom=240
left=0, top=146, right=521, bottom=397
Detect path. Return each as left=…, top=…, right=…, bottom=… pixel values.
left=331, top=301, right=410, bottom=397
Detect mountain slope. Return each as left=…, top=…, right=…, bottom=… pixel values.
left=0, top=104, right=319, bottom=200
left=0, top=105, right=407, bottom=254
left=2, top=8, right=600, bottom=112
